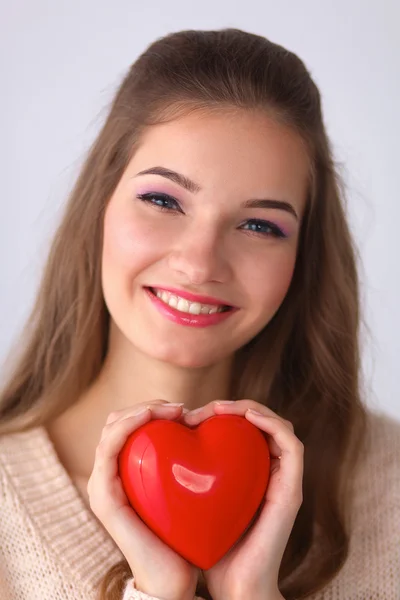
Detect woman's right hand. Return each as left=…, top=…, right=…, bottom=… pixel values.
left=87, top=400, right=199, bottom=600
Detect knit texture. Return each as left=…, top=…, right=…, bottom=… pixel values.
left=121, top=578, right=204, bottom=600
left=0, top=408, right=399, bottom=599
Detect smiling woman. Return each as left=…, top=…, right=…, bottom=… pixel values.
left=0, top=26, right=399, bottom=600
left=99, top=107, right=306, bottom=370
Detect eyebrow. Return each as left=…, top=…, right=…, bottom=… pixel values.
left=134, top=166, right=299, bottom=221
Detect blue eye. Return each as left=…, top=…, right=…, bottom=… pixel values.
left=242, top=219, right=287, bottom=239
left=136, top=192, right=287, bottom=239
left=136, top=192, right=182, bottom=212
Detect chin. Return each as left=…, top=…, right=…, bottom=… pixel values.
left=152, top=349, right=217, bottom=369
left=138, top=338, right=222, bottom=369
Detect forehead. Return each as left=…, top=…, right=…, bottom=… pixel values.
left=129, top=110, right=310, bottom=218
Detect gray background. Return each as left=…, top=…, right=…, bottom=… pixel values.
left=1, top=1, right=399, bottom=420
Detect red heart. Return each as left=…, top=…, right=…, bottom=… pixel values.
left=118, top=414, right=270, bottom=569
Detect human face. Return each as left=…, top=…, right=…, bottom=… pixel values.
left=101, top=109, right=309, bottom=368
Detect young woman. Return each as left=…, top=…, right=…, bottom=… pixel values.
left=0, top=27, right=399, bottom=600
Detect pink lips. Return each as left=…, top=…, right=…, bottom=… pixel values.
left=145, top=287, right=238, bottom=328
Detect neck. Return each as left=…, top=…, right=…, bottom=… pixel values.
left=46, top=323, right=234, bottom=482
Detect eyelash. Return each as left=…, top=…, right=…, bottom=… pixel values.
left=136, top=192, right=288, bottom=239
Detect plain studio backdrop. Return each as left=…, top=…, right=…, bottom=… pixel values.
left=1, top=1, right=399, bottom=421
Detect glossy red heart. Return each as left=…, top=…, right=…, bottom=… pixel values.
left=118, top=414, right=270, bottom=569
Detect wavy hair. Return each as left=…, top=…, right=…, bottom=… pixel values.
left=0, top=28, right=370, bottom=600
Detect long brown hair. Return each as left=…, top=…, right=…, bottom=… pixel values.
left=0, top=28, right=370, bottom=600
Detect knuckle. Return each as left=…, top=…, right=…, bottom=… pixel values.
left=95, top=438, right=108, bottom=458
left=106, top=401, right=163, bottom=426
left=284, top=419, right=295, bottom=431
left=239, top=399, right=259, bottom=410
left=106, top=411, right=120, bottom=425
left=101, top=422, right=114, bottom=436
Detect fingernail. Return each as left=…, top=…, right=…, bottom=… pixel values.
left=247, top=408, right=263, bottom=416
left=164, top=402, right=185, bottom=407
left=215, top=400, right=235, bottom=405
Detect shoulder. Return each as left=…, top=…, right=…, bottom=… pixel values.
left=0, top=430, right=23, bottom=506
left=0, top=427, right=45, bottom=504
left=359, top=408, right=400, bottom=482
left=348, top=409, right=400, bottom=577
left=0, top=431, right=15, bottom=493
left=365, top=407, right=400, bottom=443
left=352, top=409, right=400, bottom=507
left=304, top=410, right=400, bottom=599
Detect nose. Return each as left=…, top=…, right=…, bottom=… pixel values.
left=167, top=222, right=232, bottom=286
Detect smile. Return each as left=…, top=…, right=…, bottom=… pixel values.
left=145, top=287, right=237, bottom=328
left=151, top=287, right=230, bottom=315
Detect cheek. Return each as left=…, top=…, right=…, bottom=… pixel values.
left=243, top=249, right=297, bottom=312
left=102, top=205, right=159, bottom=272
left=101, top=204, right=166, bottom=324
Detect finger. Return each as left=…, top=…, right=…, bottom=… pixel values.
left=182, top=400, right=224, bottom=426
left=182, top=400, right=292, bottom=458
left=213, top=404, right=283, bottom=459
left=105, top=399, right=176, bottom=425
left=92, top=404, right=185, bottom=503
left=88, top=408, right=168, bottom=561
left=245, top=409, right=304, bottom=508
left=91, top=403, right=188, bottom=502
left=183, top=399, right=294, bottom=435
left=102, top=403, right=186, bottom=441
left=89, top=407, right=153, bottom=511
left=213, top=400, right=295, bottom=432
left=212, top=401, right=292, bottom=457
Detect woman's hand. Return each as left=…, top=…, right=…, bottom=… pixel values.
left=87, top=400, right=199, bottom=600
left=182, top=399, right=304, bottom=600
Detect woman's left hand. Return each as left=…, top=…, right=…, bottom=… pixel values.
left=182, top=399, right=304, bottom=600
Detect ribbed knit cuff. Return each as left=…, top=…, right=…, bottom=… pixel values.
left=122, top=577, right=205, bottom=600
left=122, top=578, right=156, bottom=600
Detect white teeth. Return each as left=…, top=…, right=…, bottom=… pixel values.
left=154, top=289, right=225, bottom=315
left=189, top=302, right=202, bottom=315
left=177, top=298, right=189, bottom=312
left=168, top=295, right=178, bottom=308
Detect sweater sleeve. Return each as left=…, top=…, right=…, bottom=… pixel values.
left=122, top=577, right=205, bottom=600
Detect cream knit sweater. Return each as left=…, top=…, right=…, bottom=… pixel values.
left=0, top=408, right=399, bottom=600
